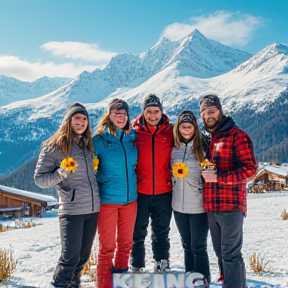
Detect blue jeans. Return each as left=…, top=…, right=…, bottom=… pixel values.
left=52, top=212, right=98, bottom=288
left=208, top=210, right=245, bottom=288
left=174, top=211, right=210, bottom=279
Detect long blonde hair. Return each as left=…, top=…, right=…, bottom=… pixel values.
left=44, top=107, right=94, bottom=156
left=173, top=110, right=204, bottom=163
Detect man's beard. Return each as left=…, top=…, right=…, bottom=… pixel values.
left=203, top=118, right=219, bottom=133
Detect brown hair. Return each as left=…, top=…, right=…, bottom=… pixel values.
left=95, top=112, right=131, bottom=136
left=44, top=105, right=94, bottom=156
left=173, top=110, right=204, bottom=163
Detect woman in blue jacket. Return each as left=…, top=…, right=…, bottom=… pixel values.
left=93, top=99, right=137, bottom=288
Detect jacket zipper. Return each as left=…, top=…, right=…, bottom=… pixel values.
left=83, top=150, right=94, bottom=212
left=151, top=125, right=159, bottom=195
left=182, top=143, right=188, bottom=211
left=120, top=132, right=129, bottom=203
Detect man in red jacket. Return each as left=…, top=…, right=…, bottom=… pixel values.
left=200, top=94, right=257, bottom=288
left=130, top=93, right=174, bottom=272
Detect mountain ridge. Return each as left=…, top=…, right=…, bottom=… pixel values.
left=0, top=29, right=287, bottom=179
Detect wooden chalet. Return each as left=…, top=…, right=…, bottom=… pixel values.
left=0, top=185, right=57, bottom=218
left=251, top=165, right=288, bottom=191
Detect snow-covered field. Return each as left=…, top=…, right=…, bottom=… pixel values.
left=1, top=192, right=288, bottom=288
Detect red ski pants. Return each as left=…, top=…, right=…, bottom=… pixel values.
left=96, top=201, right=137, bottom=288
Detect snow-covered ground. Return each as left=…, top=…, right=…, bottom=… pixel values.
left=1, top=192, right=288, bottom=288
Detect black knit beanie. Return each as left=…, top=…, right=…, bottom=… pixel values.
left=142, top=93, right=163, bottom=111
left=199, top=94, right=222, bottom=113
left=108, top=98, right=129, bottom=115
left=64, top=102, right=88, bottom=121
left=179, top=110, right=196, bottom=125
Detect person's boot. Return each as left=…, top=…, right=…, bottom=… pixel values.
left=69, top=275, right=81, bottom=288
left=130, top=265, right=145, bottom=273
left=154, top=259, right=170, bottom=272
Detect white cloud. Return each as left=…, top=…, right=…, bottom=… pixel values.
left=0, top=55, right=98, bottom=82
left=0, top=42, right=118, bottom=82
left=41, top=41, right=117, bottom=64
left=161, top=11, right=263, bottom=47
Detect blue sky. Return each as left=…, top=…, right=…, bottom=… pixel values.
left=0, top=0, right=287, bottom=81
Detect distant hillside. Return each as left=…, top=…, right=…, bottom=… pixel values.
left=0, top=75, right=72, bottom=106
left=0, top=157, right=57, bottom=198
left=232, top=90, right=288, bottom=163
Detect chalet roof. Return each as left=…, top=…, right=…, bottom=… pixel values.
left=0, top=207, right=22, bottom=212
left=256, top=165, right=288, bottom=178
left=0, top=185, right=57, bottom=203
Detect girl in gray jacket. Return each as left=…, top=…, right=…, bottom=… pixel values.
left=171, top=110, right=210, bottom=282
left=34, top=102, right=100, bottom=288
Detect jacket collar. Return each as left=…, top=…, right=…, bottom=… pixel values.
left=214, top=116, right=236, bottom=134
left=132, top=113, right=170, bottom=132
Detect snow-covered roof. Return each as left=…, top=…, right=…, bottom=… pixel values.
left=0, top=207, right=22, bottom=212
left=0, top=185, right=57, bottom=203
left=256, top=165, right=288, bottom=178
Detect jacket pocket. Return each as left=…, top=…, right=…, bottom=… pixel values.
left=71, top=189, right=76, bottom=202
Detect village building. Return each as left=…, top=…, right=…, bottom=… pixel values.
left=0, top=185, right=57, bottom=218
left=250, top=164, right=288, bottom=192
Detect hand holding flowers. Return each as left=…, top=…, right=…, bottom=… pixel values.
left=57, top=157, right=78, bottom=179
left=200, top=159, right=217, bottom=183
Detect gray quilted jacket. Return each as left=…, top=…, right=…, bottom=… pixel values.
left=34, top=139, right=100, bottom=216
left=171, top=142, right=205, bottom=214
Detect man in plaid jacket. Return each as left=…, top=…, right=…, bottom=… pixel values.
left=199, top=94, right=257, bottom=288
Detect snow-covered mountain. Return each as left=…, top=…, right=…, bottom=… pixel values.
left=0, top=75, right=72, bottom=106
left=0, top=30, right=287, bottom=176
left=1, top=30, right=249, bottom=107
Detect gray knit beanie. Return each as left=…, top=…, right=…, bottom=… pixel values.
left=107, top=98, right=129, bottom=115
left=64, top=102, right=88, bottom=121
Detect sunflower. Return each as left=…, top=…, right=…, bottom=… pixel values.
left=172, top=162, right=189, bottom=178
left=60, top=157, right=78, bottom=172
left=93, top=156, right=99, bottom=171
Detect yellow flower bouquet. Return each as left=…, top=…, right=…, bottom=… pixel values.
left=93, top=156, right=99, bottom=171
left=60, top=157, right=78, bottom=172
left=200, top=159, right=217, bottom=182
left=172, top=162, right=189, bottom=178
left=200, top=159, right=216, bottom=171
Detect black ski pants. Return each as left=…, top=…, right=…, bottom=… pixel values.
left=131, top=192, right=172, bottom=268
left=52, top=212, right=98, bottom=288
left=174, top=211, right=210, bottom=279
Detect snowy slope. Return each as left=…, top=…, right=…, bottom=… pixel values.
left=1, top=193, right=288, bottom=287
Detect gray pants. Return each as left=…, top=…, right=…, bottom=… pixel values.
left=207, top=210, right=245, bottom=288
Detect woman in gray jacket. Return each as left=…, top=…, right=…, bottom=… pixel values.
left=171, top=110, right=210, bottom=282
left=34, top=102, right=100, bottom=288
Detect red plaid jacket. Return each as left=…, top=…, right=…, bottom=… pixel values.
left=203, top=117, right=257, bottom=214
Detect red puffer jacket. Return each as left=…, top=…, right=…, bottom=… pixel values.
left=133, top=114, right=174, bottom=195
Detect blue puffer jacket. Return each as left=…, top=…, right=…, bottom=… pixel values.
left=93, top=129, right=138, bottom=204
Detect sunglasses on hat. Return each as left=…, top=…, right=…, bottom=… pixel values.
left=179, top=112, right=196, bottom=124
